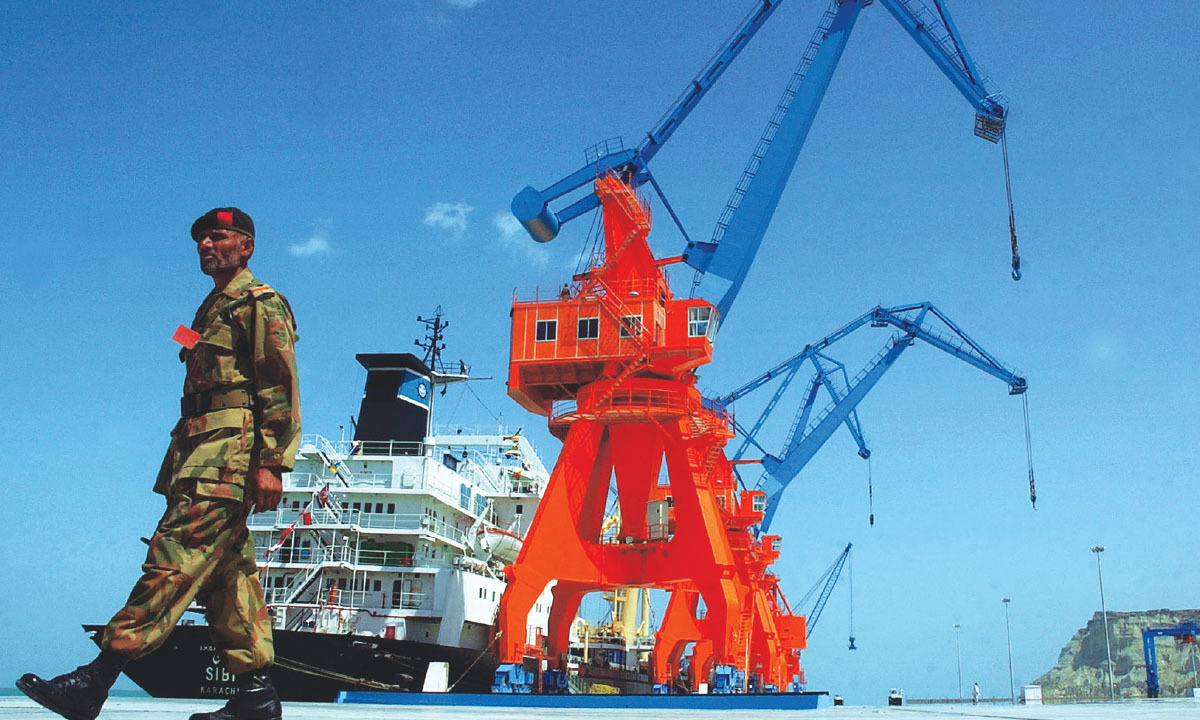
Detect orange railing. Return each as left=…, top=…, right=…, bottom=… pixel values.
left=512, top=277, right=666, bottom=306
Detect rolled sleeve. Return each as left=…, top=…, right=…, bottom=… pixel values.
left=251, top=294, right=301, bottom=470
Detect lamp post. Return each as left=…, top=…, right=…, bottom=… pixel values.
left=1003, top=598, right=1015, bottom=704
left=1092, top=545, right=1116, bottom=702
left=954, top=623, right=963, bottom=703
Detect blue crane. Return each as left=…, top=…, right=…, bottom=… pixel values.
left=794, top=542, right=854, bottom=646
left=512, top=0, right=1020, bottom=324
left=719, top=302, right=1031, bottom=532
left=1142, top=621, right=1200, bottom=698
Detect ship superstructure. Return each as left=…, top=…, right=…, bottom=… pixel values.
left=249, top=321, right=555, bottom=684
left=253, top=420, right=551, bottom=651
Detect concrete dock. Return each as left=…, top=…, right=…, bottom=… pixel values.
left=2, top=696, right=1199, bottom=720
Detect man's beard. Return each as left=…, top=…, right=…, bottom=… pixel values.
left=201, top=252, right=242, bottom=275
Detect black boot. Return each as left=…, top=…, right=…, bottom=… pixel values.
left=189, top=670, right=282, bottom=720
left=16, top=651, right=126, bottom=720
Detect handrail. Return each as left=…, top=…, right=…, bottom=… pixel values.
left=251, top=509, right=467, bottom=544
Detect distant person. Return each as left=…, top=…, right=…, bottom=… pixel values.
left=17, top=207, right=301, bottom=720
left=973, top=681, right=981, bottom=705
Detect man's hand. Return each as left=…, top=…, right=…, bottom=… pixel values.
left=249, top=467, right=283, bottom=513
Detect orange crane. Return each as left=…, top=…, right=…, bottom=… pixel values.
left=499, top=174, right=750, bottom=687
left=499, top=174, right=811, bottom=694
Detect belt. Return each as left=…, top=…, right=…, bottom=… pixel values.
left=181, top=389, right=253, bottom=417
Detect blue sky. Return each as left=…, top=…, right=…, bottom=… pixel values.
left=1, top=0, right=1197, bottom=706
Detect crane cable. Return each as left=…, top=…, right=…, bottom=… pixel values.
left=847, top=549, right=856, bottom=650
left=1002, top=130, right=1021, bottom=280
left=1023, top=392, right=1036, bottom=508
left=867, top=456, right=875, bottom=527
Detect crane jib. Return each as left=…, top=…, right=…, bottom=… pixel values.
left=513, top=0, right=1019, bottom=322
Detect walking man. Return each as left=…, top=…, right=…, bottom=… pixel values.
left=17, top=207, right=301, bottom=720
left=973, top=681, right=981, bottom=705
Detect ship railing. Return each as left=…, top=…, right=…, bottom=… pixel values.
left=268, top=586, right=430, bottom=611
left=356, top=549, right=415, bottom=567
left=252, top=508, right=467, bottom=545
left=506, top=478, right=539, bottom=495
left=303, top=434, right=426, bottom=458
left=257, top=543, right=355, bottom=566
left=390, top=591, right=429, bottom=610
left=271, top=591, right=431, bottom=617
left=284, top=469, right=427, bottom=491
left=431, top=423, right=520, bottom=437
left=291, top=590, right=431, bottom=613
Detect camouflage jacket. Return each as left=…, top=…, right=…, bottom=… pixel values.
left=155, top=268, right=301, bottom=501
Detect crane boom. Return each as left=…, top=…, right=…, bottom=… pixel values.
left=510, top=0, right=785, bottom=244
left=796, top=542, right=852, bottom=639
left=717, top=302, right=1026, bottom=533
left=687, top=0, right=1009, bottom=319
left=514, top=0, right=1014, bottom=322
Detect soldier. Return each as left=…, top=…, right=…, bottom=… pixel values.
left=17, top=207, right=301, bottom=720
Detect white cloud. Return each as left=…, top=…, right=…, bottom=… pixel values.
left=495, top=213, right=522, bottom=241
left=423, top=202, right=474, bottom=239
left=442, top=0, right=483, bottom=7
left=289, top=219, right=333, bottom=257
left=494, top=211, right=549, bottom=267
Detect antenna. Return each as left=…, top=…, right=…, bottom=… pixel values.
left=415, top=306, right=449, bottom=373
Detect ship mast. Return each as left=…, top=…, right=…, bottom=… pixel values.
left=415, top=307, right=470, bottom=439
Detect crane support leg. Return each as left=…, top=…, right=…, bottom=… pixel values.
left=653, top=589, right=705, bottom=684
left=546, top=582, right=588, bottom=661
left=497, top=410, right=743, bottom=668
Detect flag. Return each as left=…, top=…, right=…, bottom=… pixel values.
left=318, top=485, right=329, bottom=507
left=172, top=325, right=200, bottom=349
left=301, top=509, right=313, bottom=525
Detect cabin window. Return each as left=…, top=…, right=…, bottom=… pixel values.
left=752, top=494, right=767, bottom=513
left=387, top=503, right=395, bottom=514
left=373, top=580, right=382, bottom=592
left=352, top=503, right=361, bottom=512
left=535, top=319, right=557, bottom=342
left=688, top=306, right=713, bottom=338
left=473, top=495, right=487, bottom=516
left=619, top=314, right=642, bottom=339
left=515, top=504, right=524, bottom=515
left=577, top=317, right=599, bottom=340
left=460, top=484, right=472, bottom=510
left=375, top=503, right=384, bottom=514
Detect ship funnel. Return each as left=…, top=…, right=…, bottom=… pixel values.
left=353, top=353, right=432, bottom=451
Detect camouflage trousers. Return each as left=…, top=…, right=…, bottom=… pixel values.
left=100, top=478, right=273, bottom=675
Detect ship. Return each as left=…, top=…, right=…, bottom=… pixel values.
left=86, top=312, right=560, bottom=701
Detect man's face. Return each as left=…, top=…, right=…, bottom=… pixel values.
left=196, top=228, right=252, bottom=276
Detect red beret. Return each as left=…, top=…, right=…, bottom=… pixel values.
left=191, top=207, right=255, bottom=240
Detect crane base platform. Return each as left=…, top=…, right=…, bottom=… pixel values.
left=336, top=690, right=832, bottom=710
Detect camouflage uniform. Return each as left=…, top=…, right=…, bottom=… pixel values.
left=101, top=268, right=300, bottom=676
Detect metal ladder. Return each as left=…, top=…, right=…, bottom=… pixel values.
left=709, top=0, right=840, bottom=249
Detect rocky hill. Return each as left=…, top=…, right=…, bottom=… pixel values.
left=1034, top=609, right=1200, bottom=700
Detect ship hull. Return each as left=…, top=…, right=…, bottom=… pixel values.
left=84, top=623, right=498, bottom=702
